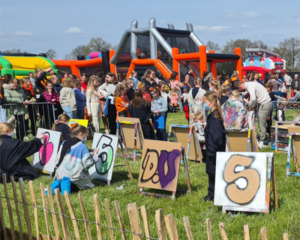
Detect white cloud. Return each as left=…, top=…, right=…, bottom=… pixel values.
left=194, top=25, right=230, bottom=32
left=65, top=27, right=82, bottom=34
left=15, top=31, right=32, bottom=36
left=241, top=24, right=252, bottom=28
left=225, top=10, right=260, bottom=19
left=242, top=11, right=260, bottom=18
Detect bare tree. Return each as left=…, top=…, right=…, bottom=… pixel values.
left=45, top=49, right=57, bottom=59
left=64, top=54, right=73, bottom=60
left=252, top=40, right=269, bottom=50
left=206, top=41, right=221, bottom=52
left=70, top=45, right=91, bottom=59
left=88, top=37, right=112, bottom=52
left=2, top=49, right=26, bottom=54
left=272, top=38, right=300, bottom=71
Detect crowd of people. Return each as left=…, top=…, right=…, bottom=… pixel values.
left=0, top=67, right=299, bottom=201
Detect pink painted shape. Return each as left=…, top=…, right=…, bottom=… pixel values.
left=39, top=133, right=54, bottom=166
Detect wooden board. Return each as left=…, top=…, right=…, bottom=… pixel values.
left=172, top=126, right=202, bottom=161
left=138, top=140, right=182, bottom=192
left=227, top=131, right=253, bottom=152
left=118, top=117, right=144, bottom=149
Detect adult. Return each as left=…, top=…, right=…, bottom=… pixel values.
left=235, top=81, right=272, bottom=149
left=0, top=123, right=45, bottom=183
left=220, top=71, right=226, bottom=85
left=268, top=75, right=282, bottom=93
left=184, top=68, right=195, bottom=88
left=60, top=77, right=77, bottom=119
left=202, top=71, right=213, bottom=91
left=187, top=77, right=206, bottom=124
left=141, top=69, right=157, bottom=93
left=251, top=72, right=264, bottom=86
left=284, top=73, right=292, bottom=91
left=265, top=71, right=272, bottom=83
left=292, top=74, right=300, bottom=91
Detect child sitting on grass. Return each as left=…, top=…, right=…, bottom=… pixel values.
left=54, top=123, right=99, bottom=191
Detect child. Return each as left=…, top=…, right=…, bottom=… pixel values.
left=0, top=123, right=45, bottom=183
left=193, top=112, right=205, bottom=142
left=42, top=81, right=62, bottom=129
left=114, top=84, right=129, bottom=118
left=50, top=75, right=62, bottom=95
left=219, top=84, right=231, bottom=106
left=182, top=88, right=189, bottom=103
left=73, top=80, right=86, bottom=119
left=209, top=80, right=220, bottom=97
left=21, top=78, right=37, bottom=137
left=222, top=90, right=246, bottom=130
left=124, top=78, right=135, bottom=101
left=60, top=77, right=77, bottom=119
left=138, top=82, right=152, bottom=102
left=203, top=91, right=226, bottom=201
left=151, top=87, right=168, bottom=141
left=277, top=100, right=287, bottom=122
left=128, top=89, right=155, bottom=139
left=170, top=88, right=179, bottom=113
left=265, top=83, right=275, bottom=138
left=52, top=114, right=71, bottom=141
left=158, top=81, right=170, bottom=127
left=4, top=78, right=28, bottom=140
left=86, top=76, right=102, bottom=132
left=54, top=123, right=99, bottom=191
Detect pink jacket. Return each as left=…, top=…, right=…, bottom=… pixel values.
left=170, top=92, right=179, bottom=105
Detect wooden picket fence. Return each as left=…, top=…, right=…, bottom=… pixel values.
left=0, top=175, right=289, bottom=240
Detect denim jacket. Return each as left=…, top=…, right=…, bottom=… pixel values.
left=151, top=96, right=168, bottom=115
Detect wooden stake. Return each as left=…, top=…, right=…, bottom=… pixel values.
left=244, top=224, right=250, bottom=240
left=47, top=185, right=60, bottom=240
left=164, top=214, right=179, bottom=240
left=39, top=183, right=50, bottom=240
left=19, top=178, right=33, bottom=240
left=127, top=202, right=143, bottom=240
left=206, top=218, right=212, bottom=240
left=2, top=174, right=16, bottom=240
left=272, top=160, right=279, bottom=208
left=114, top=200, right=127, bottom=240
left=78, top=193, right=92, bottom=240
left=0, top=192, right=8, bottom=240
left=55, top=189, right=71, bottom=240
left=283, top=232, right=289, bottom=240
left=155, top=208, right=167, bottom=240
left=219, top=222, right=228, bottom=240
left=105, top=198, right=115, bottom=240
left=183, top=216, right=194, bottom=240
left=93, top=194, right=102, bottom=240
left=64, top=192, right=80, bottom=240
left=10, top=176, right=24, bottom=240
left=140, top=206, right=151, bottom=239
left=261, top=227, right=267, bottom=240
left=29, top=181, right=40, bottom=240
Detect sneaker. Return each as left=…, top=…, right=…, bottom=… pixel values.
left=23, top=136, right=29, bottom=141
left=105, top=129, right=109, bottom=134
left=203, top=195, right=214, bottom=202
left=258, top=141, right=267, bottom=149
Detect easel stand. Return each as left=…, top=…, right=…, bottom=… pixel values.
left=226, top=129, right=258, bottom=152
left=275, top=121, right=298, bottom=153
left=168, top=124, right=203, bottom=163
left=222, top=154, right=278, bottom=214
left=117, top=120, right=143, bottom=161
left=287, top=132, right=300, bottom=176
left=140, top=147, right=191, bottom=200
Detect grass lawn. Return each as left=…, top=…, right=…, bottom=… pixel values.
left=1, top=111, right=300, bottom=239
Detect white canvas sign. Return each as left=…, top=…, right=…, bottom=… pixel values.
left=214, top=152, right=268, bottom=210
left=89, top=133, right=118, bottom=181
left=32, top=128, right=61, bottom=173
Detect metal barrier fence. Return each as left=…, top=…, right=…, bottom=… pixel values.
left=2, top=103, right=56, bottom=140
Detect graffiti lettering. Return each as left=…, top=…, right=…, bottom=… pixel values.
left=95, top=135, right=114, bottom=174
left=39, top=132, right=54, bottom=166
left=224, top=155, right=260, bottom=205
left=141, top=149, right=181, bottom=188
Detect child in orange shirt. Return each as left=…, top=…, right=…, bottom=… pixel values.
left=170, top=88, right=179, bottom=112
left=114, top=84, right=129, bottom=118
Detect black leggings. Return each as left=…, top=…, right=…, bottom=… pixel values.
left=107, top=99, right=117, bottom=134
left=206, top=155, right=216, bottom=199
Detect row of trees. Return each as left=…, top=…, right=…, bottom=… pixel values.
left=207, top=37, right=300, bottom=71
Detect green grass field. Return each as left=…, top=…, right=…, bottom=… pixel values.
left=1, top=111, right=300, bottom=239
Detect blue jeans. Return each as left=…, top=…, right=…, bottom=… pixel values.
left=63, top=106, right=77, bottom=119
left=0, top=106, right=8, bottom=122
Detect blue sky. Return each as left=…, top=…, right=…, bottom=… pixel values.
left=0, top=0, right=299, bottom=59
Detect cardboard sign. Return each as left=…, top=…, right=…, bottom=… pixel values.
left=89, top=133, right=118, bottom=181
left=138, top=140, right=182, bottom=192
left=288, top=127, right=300, bottom=164
left=69, top=119, right=88, bottom=127
left=169, top=125, right=202, bottom=162
left=118, top=117, right=144, bottom=149
left=32, top=128, right=61, bottom=173
left=215, top=152, right=273, bottom=211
